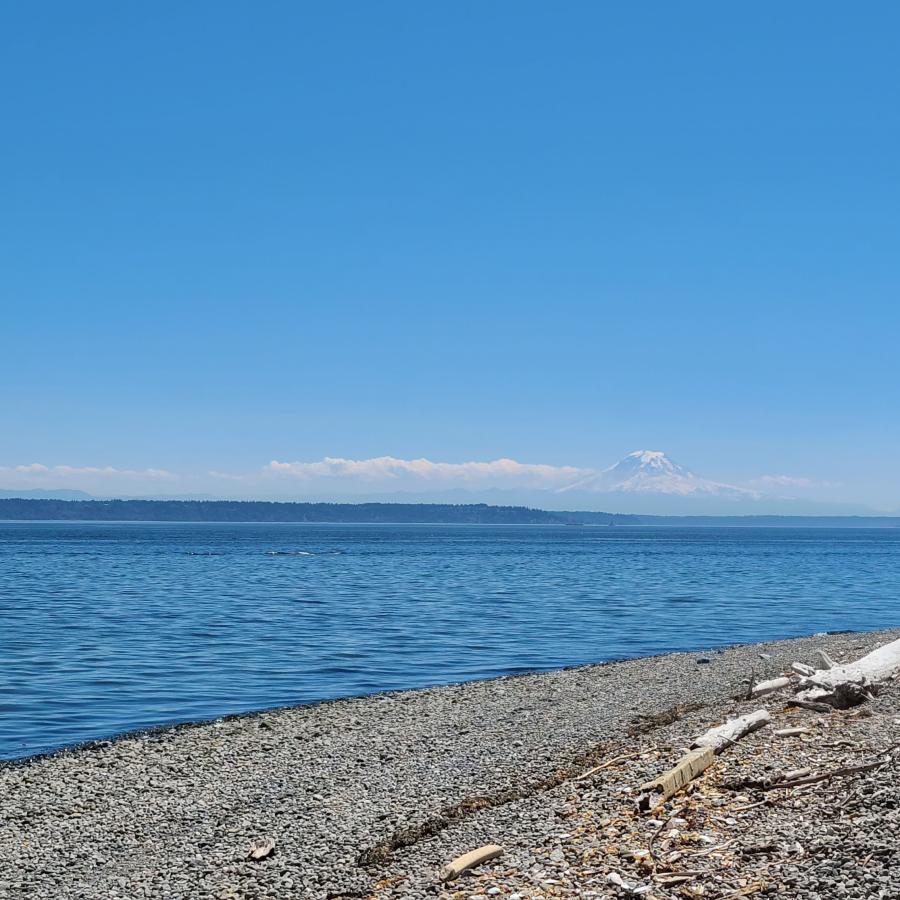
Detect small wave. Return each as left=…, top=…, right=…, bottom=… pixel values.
left=186, top=551, right=225, bottom=556
left=266, top=550, right=314, bottom=556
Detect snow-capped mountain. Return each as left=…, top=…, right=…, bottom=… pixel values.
left=557, top=450, right=757, bottom=498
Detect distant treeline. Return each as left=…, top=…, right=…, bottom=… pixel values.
left=0, top=498, right=582, bottom=524
left=0, top=498, right=897, bottom=526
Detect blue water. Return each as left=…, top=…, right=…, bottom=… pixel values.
left=1, top=523, right=899, bottom=760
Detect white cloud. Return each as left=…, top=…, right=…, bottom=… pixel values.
left=265, top=456, right=589, bottom=486
left=0, top=463, right=175, bottom=487
left=213, top=455, right=591, bottom=491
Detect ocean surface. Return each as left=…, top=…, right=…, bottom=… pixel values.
left=1, top=522, right=899, bottom=760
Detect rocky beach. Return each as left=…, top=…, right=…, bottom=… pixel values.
left=2, top=629, right=899, bottom=900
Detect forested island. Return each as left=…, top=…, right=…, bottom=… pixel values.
left=0, top=498, right=579, bottom=524
left=1, top=498, right=899, bottom=526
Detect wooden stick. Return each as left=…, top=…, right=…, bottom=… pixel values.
left=761, top=758, right=887, bottom=791
left=439, top=844, right=504, bottom=882
left=731, top=799, right=770, bottom=813
left=782, top=768, right=812, bottom=781
left=572, top=749, right=642, bottom=781
left=648, top=803, right=686, bottom=859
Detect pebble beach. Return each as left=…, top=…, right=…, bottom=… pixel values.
left=2, top=629, right=899, bottom=899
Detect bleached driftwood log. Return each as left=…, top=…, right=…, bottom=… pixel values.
left=691, top=709, right=771, bottom=754
left=794, top=637, right=900, bottom=708
left=751, top=675, right=794, bottom=698
left=792, top=663, right=816, bottom=677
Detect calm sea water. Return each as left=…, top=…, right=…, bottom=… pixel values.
left=1, top=522, right=898, bottom=759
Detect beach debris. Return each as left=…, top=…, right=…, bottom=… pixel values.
left=791, top=636, right=900, bottom=708
left=572, top=748, right=643, bottom=781
left=606, top=870, right=651, bottom=894
left=781, top=767, right=812, bottom=781
left=246, top=838, right=276, bottom=861
left=750, top=675, right=794, bottom=698
left=724, top=767, right=813, bottom=791
left=691, top=709, right=771, bottom=754
left=637, top=746, right=714, bottom=812
left=759, top=755, right=893, bottom=791
left=439, top=843, right=504, bottom=882
left=772, top=727, right=811, bottom=738
left=636, top=710, right=770, bottom=809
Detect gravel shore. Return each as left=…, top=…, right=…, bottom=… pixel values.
left=2, top=629, right=898, bottom=899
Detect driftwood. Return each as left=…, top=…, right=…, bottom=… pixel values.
left=773, top=727, right=811, bottom=738
left=572, top=749, right=642, bottom=782
left=691, top=710, right=772, bottom=754
left=794, top=637, right=900, bottom=708
left=637, top=710, right=773, bottom=812
left=750, top=675, right=793, bottom=698
left=792, top=663, right=816, bottom=677
left=637, top=747, right=714, bottom=812
left=760, top=757, right=889, bottom=791
left=723, top=767, right=812, bottom=791
left=439, top=844, right=503, bottom=881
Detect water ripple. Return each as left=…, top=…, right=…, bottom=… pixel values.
left=1, top=523, right=899, bottom=759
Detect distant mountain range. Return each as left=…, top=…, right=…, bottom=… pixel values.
left=0, top=488, right=94, bottom=500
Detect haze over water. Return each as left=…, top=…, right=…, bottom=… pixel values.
left=2, top=522, right=899, bottom=760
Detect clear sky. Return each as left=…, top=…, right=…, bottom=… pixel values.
left=2, top=3, right=899, bottom=508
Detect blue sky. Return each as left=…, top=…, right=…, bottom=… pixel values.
left=2, top=3, right=899, bottom=508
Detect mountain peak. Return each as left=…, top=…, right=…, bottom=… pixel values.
left=621, top=450, right=683, bottom=472
left=626, top=450, right=667, bottom=461
left=557, top=450, right=756, bottom=498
